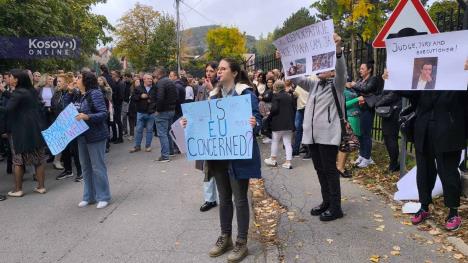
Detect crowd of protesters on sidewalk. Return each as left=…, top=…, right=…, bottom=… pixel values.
left=0, top=31, right=465, bottom=262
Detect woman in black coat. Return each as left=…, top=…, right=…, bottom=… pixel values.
left=264, top=80, right=295, bottom=169
left=1, top=69, right=48, bottom=197
left=383, top=70, right=467, bottom=231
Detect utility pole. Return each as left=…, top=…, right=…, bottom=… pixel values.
left=176, top=0, right=181, bottom=76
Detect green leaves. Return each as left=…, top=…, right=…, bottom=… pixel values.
left=206, top=27, right=247, bottom=61
left=0, top=0, right=113, bottom=72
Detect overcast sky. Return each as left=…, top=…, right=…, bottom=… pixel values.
left=91, top=0, right=313, bottom=40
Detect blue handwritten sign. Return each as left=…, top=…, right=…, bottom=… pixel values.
left=181, top=94, right=253, bottom=160
left=41, top=104, right=89, bottom=155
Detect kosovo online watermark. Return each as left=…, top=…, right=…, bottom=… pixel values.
left=0, top=37, right=80, bottom=59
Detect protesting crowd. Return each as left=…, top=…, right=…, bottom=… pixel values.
left=0, top=30, right=466, bottom=263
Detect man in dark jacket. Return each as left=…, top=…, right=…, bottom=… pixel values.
left=110, top=71, right=125, bottom=144
left=129, top=74, right=157, bottom=153
left=122, top=73, right=132, bottom=136
left=153, top=67, right=178, bottom=162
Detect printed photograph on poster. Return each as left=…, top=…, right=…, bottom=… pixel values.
left=312, top=51, right=336, bottom=72
left=273, top=19, right=335, bottom=80
left=384, top=30, right=468, bottom=91
left=287, top=58, right=306, bottom=77
left=411, top=57, right=438, bottom=90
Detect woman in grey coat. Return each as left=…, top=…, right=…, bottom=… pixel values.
left=289, top=33, right=347, bottom=222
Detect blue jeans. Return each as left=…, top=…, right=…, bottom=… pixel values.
left=135, top=112, right=155, bottom=149
left=359, top=110, right=374, bottom=159
left=203, top=177, right=218, bottom=202
left=293, top=109, right=304, bottom=155
left=78, top=137, right=111, bottom=202
left=155, top=111, right=175, bottom=158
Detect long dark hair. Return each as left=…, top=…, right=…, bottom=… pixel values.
left=362, top=61, right=374, bottom=76
left=10, top=69, right=33, bottom=90
left=205, top=61, right=218, bottom=85
left=221, top=58, right=252, bottom=86
left=81, top=72, right=98, bottom=92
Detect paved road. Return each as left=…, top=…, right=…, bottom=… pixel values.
left=0, top=139, right=263, bottom=263
left=259, top=144, right=458, bottom=263
left=0, top=138, right=461, bottom=263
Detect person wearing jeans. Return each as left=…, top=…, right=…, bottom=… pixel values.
left=154, top=111, right=175, bottom=160
left=134, top=112, right=156, bottom=151
left=130, top=74, right=156, bottom=153
left=349, top=62, right=380, bottom=168
left=198, top=61, right=220, bottom=213
left=290, top=33, right=346, bottom=222
left=69, top=72, right=111, bottom=209
left=292, top=85, right=309, bottom=156
left=153, top=67, right=178, bottom=162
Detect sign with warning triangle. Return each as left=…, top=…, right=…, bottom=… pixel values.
left=372, top=0, right=439, bottom=48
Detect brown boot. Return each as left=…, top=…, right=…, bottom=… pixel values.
left=208, top=234, right=233, bottom=257
left=227, top=239, right=248, bottom=263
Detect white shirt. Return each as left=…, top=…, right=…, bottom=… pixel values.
left=185, top=86, right=194, bottom=100
left=41, top=86, right=53, bottom=107
left=416, top=77, right=427, bottom=90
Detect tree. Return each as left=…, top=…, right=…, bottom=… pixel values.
left=428, top=0, right=464, bottom=27
left=312, top=0, right=396, bottom=78
left=107, top=56, right=123, bottom=71
left=146, top=13, right=177, bottom=70
left=0, top=0, right=113, bottom=72
left=113, top=3, right=160, bottom=71
left=255, top=33, right=276, bottom=57
left=205, top=27, right=247, bottom=61
left=273, top=7, right=318, bottom=40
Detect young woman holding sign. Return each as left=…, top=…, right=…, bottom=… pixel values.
left=181, top=58, right=261, bottom=263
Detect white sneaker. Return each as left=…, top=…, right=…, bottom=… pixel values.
left=53, top=161, right=64, bottom=170
left=262, top=138, right=272, bottom=144
left=96, top=201, right=109, bottom=209
left=357, top=158, right=375, bottom=168
left=264, top=158, right=277, bottom=167
left=78, top=201, right=89, bottom=208
left=127, top=136, right=134, bottom=141
left=282, top=163, right=292, bottom=169
left=353, top=156, right=364, bottom=165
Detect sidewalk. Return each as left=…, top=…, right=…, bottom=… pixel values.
left=259, top=143, right=461, bottom=262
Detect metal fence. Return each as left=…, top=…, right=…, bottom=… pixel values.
left=245, top=6, right=465, bottom=168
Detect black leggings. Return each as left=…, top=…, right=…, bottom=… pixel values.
left=209, top=160, right=250, bottom=240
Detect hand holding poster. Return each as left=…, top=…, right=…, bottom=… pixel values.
left=181, top=95, right=253, bottom=161
left=41, top=104, right=89, bottom=155
left=385, top=30, right=468, bottom=91
left=273, top=20, right=336, bottom=80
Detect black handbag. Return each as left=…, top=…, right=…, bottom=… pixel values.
left=399, top=105, right=416, bottom=143
left=375, top=106, right=393, bottom=118
left=331, top=86, right=360, bottom=153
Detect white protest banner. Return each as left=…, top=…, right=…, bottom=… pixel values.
left=385, top=30, right=468, bottom=91
left=273, top=20, right=335, bottom=80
